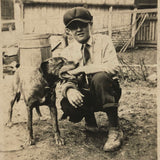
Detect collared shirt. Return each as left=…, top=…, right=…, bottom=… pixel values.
left=56, top=34, right=120, bottom=97
left=58, top=34, right=120, bottom=74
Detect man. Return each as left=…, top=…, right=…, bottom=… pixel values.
left=59, top=7, right=123, bottom=152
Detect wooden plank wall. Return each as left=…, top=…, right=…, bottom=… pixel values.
left=23, top=4, right=132, bottom=49
left=24, top=4, right=70, bottom=34
left=23, top=4, right=132, bottom=34
left=21, top=4, right=157, bottom=49
left=22, top=0, right=135, bottom=5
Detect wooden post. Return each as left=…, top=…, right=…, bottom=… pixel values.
left=0, top=44, right=2, bottom=81
left=157, top=0, right=160, bottom=159
left=14, top=0, right=23, bottom=36
left=108, top=6, right=113, bottom=38
left=131, top=8, right=137, bottom=48
left=0, top=0, right=3, bottom=80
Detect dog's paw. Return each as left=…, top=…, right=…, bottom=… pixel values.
left=55, top=137, right=65, bottom=145
left=5, top=121, right=13, bottom=128
left=29, top=138, right=36, bottom=145
left=55, top=134, right=65, bottom=145
left=23, top=138, right=35, bottom=146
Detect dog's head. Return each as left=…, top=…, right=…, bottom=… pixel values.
left=40, top=57, right=77, bottom=85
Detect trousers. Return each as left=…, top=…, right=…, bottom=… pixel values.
left=60, top=72, right=121, bottom=123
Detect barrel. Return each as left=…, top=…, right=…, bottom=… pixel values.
left=19, top=34, right=52, bottom=68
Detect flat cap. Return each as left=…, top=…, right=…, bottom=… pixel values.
left=63, top=7, right=93, bottom=27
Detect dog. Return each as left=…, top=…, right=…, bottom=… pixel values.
left=6, top=57, right=77, bottom=145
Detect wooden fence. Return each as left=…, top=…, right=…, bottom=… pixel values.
left=1, top=3, right=157, bottom=49
left=20, top=4, right=157, bottom=49
left=136, top=11, right=157, bottom=47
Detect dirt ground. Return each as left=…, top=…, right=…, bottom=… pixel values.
left=0, top=48, right=157, bottom=160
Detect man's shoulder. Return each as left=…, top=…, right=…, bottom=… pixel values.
left=93, top=34, right=111, bottom=41
left=92, top=34, right=113, bottom=46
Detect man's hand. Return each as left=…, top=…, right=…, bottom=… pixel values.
left=67, top=67, right=84, bottom=75
left=68, top=65, right=100, bottom=75
left=66, top=88, right=84, bottom=108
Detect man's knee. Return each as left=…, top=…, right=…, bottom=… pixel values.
left=91, top=72, right=112, bottom=87
left=90, top=72, right=121, bottom=104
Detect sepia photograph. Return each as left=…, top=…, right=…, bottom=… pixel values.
left=0, top=0, right=159, bottom=159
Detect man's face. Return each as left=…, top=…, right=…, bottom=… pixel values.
left=67, top=21, right=91, bottom=44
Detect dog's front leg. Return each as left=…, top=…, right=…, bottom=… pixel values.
left=49, top=104, right=65, bottom=145
left=27, top=106, right=35, bottom=145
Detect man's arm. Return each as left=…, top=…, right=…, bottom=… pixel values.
left=68, top=36, right=120, bottom=75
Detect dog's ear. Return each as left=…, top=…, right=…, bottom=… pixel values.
left=39, top=61, right=48, bottom=76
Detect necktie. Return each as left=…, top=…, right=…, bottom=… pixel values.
left=82, top=44, right=90, bottom=66
left=81, top=44, right=90, bottom=86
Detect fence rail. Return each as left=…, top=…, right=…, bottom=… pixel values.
left=110, top=8, right=157, bottom=14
